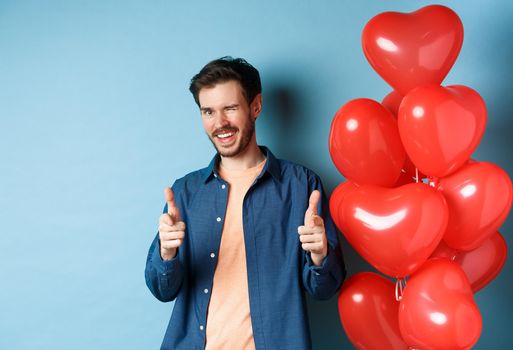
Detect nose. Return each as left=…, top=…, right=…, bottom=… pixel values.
left=213, top=111, right=230, bottom=129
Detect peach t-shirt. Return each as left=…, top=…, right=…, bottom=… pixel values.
left=205, top=158, right=267, bottom=350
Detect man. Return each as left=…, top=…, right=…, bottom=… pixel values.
left=145, top=57, right=346, bottom=349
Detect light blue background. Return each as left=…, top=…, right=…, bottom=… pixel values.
left=1, top=0, right=512, bottom=348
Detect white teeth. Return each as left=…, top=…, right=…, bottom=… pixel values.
left=218, top=132, right=234, bottom=138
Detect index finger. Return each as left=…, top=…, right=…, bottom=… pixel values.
left=308, top=190, right=321, bottom=216
left=164, top=187, right=181, bottom=221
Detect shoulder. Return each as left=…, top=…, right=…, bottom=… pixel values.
left=171, top=167, right=207, bottom=194
left=276, top=157, right=320, bottom=179
left=275, top=157, right=321, bottom=185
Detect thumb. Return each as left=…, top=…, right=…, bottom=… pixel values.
left=164, top=187, right=181, bottom=223
left=304, top=190, right=321, bottom=227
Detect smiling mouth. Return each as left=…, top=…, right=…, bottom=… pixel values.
left=214, top=129, right=238, bottom=144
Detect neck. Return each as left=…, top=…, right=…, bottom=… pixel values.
left=219, top=136, right=265, bottom=171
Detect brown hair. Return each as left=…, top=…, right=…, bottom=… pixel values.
left=189, top=56, right=261, bottom=107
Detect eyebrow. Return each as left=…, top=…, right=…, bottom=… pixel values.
left=224, top=104, right=239, bottom=109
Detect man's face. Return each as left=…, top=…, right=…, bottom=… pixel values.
left=198, top=80, right=261, bottom=158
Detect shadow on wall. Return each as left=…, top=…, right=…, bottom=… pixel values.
left=262, top=70, right=373, bottom=350
left=260, top=79, right=305, bottom=163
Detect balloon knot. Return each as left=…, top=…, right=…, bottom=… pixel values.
left=395, top=277, right=407, bottom=301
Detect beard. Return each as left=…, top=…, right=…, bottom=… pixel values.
left=207, top=118, right=255, bottom=158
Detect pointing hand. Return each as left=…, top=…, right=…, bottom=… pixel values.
left=297, top=190, right=328, bottom=266
left=158, top=187, right=186, bottom=261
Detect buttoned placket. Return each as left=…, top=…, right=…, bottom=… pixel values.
left=200, top=174, right=229, bottom=339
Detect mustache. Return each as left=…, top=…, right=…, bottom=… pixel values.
left=213, top=127, right=238, bottom=136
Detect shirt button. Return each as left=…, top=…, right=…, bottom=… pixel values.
left=216, top=217, right=221, bottom=222
left=204, top=288, right=209, bottom=294
left=221, top=184, right=226, bottom=189
left=210, top=253, right=215, bottom=258
left=200, top=325, right=204, bottom=331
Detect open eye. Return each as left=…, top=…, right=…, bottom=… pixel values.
left=202, top=109, right=214, bottom=118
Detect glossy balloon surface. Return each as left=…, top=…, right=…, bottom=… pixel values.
left=431, top=234, right=507, bottom=293
left=398, top=85, right=487, bottom=178
left=329, top=98, right=406, bottom=187
left=437, top=161, right=512, bottom=251
left=336, top=183, right=448, bottom=277
left=363, top=4, right=463, bottom=95
left=399, top=259, right=482, bottom=350
left=339, top=273, right=408, bottom=350
left=458, top=232, right=508, bottom=293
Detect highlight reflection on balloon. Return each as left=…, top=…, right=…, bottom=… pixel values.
left=336, top=183, right=448, bottom=277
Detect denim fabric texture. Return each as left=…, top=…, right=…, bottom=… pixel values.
left=145, top=146, right=346, bottom=349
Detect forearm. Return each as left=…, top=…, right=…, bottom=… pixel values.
left=302, top=241, right=346, bottom=300
left=145, top=234, right=184, bottom=302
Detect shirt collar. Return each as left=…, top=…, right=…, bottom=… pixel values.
left=201, top=145, right=281, bottom=183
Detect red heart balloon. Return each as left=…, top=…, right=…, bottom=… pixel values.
left=398, top=85, right=487, bottom=178
left=329, top=98, right=406, bottom=187
left=362, top=5, right=463, bottom=95
left=399, top=259, right=482, bottom=350
left=382, top=91, right=426, bottom=180
left=433, top=232, right=508, bottom=293
left=336, top=183, right=448, bottom=277
left=338, top=272, right=408, bottom=350
left=437, top=161, right=512, bottom=251
left=456, top=232, right=508, bottom=293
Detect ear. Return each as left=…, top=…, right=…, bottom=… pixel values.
left=251, top=94, right=263, bottom=120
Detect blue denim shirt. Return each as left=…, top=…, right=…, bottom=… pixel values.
left=145, top=146, right=346, bottom=350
